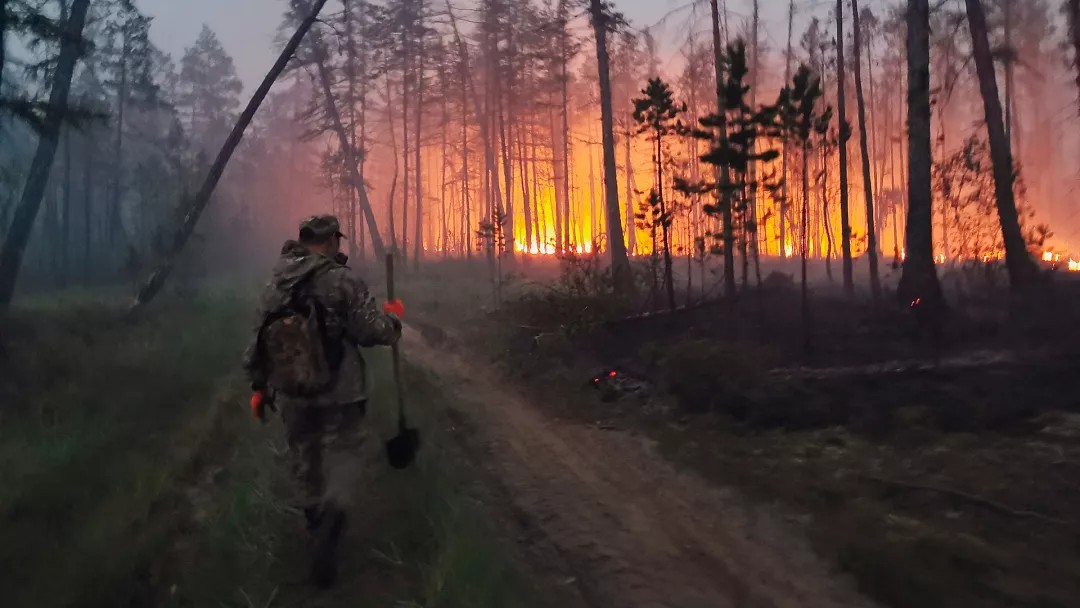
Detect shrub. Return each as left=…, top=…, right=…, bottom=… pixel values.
left=654, top=339, right=777, bottom=417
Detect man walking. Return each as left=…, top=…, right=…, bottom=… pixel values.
left=243, top=214, right=403, bottom=587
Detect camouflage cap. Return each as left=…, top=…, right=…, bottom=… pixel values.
left=299, top=214, right=346, bottom=240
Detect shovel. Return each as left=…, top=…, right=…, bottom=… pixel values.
left=384, top=253, right=420, bottom=469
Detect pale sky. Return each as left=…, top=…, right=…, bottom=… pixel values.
left=136, top=0, right=814, bottom=93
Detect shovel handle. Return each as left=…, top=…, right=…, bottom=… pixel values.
left=385, top=252, right=395, bottom=300
left=386, top=253, right=406, bottom=429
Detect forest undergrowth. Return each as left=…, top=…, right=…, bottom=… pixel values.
left=405, top=256, right=1080, bottom=608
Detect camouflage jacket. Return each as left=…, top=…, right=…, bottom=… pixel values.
left=243, top=240, right=401, bottom=407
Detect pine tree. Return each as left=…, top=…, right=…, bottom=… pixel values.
left=0, top=0, right=92, bottom=311
left=177, top=25, right=243, bottom=155
left=633, top=77, right=686, bottom=311
left=777, top=64, right=832, bottom=355
left=964, top=0, right=1041, bottom=291
left=587, top=0, right=633, bottom=296
left=898, top=0, right=944, bottom=310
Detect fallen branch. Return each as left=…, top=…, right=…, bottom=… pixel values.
left=859, top=473, right=1071, bottom=526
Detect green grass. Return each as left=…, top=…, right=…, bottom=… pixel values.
left=0, top=290, right=536, bottom=608
left=175, top=356, right=537, bottom=608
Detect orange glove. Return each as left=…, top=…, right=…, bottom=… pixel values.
left=383, top=299, right=405, bottom=319
left=250, top=390, right=266, bottom=422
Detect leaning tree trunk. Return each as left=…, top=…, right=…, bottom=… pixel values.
left=314, top=52, right=387, bottom=257
left=852, top=0, right=882, bottom=301
left=589, top=0, right=634, bottom=296
left=897, top=0, right=943, bottom=308
left=836, top=0, right=855, bottom=297
left=964, top=0, right=1039, bottom=291
left=127, top=0, right=334, bottom=312
left=0, top=0, right=91, bottom=312
left=1069, top=0, right=1080, bottom=116
left=0, top=0, right=7, bottom=85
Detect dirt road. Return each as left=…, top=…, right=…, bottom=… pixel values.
left=403, top=328, right=876, bottom=608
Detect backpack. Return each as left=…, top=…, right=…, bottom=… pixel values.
left=258, top=269, right=338, bottom=396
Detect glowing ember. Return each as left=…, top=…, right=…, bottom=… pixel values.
left=784, top=244, right=794, bottom=258
left=1043, top=251, right=1055, bottom=262
left=935, top=254, right=945, bottom=264
left=1070, top=260, right=1080, bottom=272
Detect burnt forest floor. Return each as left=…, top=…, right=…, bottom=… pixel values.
left=398, top=258, right=1080, bottom=608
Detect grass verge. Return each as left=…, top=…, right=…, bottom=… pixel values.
left=1, top=291, right=537, bottom=608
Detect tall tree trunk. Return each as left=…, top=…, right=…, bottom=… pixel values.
left=624, top=123, right=637, bottom=254
left=779, top=0, right=794, bottom=258
left=413, top=35, right=424, bottom=268
left=710, top=0, right=736, bottom=296
left=1003, top=0, right=1013, bottom=151
left=964, top=0, right=1039, bottom=290
left=82, top=132, right=93, bottom=282
left=0, top=0, right=7, bottom=85
left=836, top=0, right=854, bottom=297
left=851, top=0, right=882, bottom=301
left=344, top=0, right=359, bottom=258
left=61, top=128, right=71, bottom=287
left=1068, top=0, right=1080, bottom=116
left=557, top=0, right=572, bottom=251
left=111, top=32, right=129, bottom=255
left=550, top=106, right=565, bottom=251
left=801, top=142, right=811, bottom=355
left=518, top=126, right=532, bottom=252
left=0, top=0, right=90, bottom=311
left=749, top=0, right=762, bottom=286
left=446, top=1, right=502, bottom=252
left=588, top=0, right=633, bottom=294
left=656, top=129, right=675, bottom=311
left=401, top=40, right=410, bottom=264
left=897, top=0, right=943, bottom=307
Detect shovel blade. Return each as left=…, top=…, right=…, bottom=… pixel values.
left=386, top=427, right=420, bottom=469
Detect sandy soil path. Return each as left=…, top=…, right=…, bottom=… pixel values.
left=403, top=327, right=876, bottom=608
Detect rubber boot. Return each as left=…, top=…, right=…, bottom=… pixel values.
left=309, top=504, right=346, bottom=588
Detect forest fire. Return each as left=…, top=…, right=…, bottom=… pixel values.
left=1041, top=251, right=1080, bottom=272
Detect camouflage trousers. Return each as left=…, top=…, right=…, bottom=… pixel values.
left=281, top=401, right=368, bottom=511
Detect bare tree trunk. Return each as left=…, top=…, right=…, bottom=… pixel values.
left=964, top=0, right=1039, bottom=291
left=749, top=0, right=762, bottom=286
left=518, top=126, right=532, bottom=252
left=897, top=0, right=943, bottom=307
left=851, top=0, right=882, bottom=301
left=0, top=0, right=91, bottom=311
left=1068, top=0, right=1080, bottom=116
left=110, top=31, right=129, bottom=254
left=0, top=0, right=7, bottom=85
left=624, top=123, right=637, bottom=254
left=83, top=132, right=93, bottom=282
left=61, top=128, right=71, bottom=287
left=557, top=0, right=572, bottom=249
left=836, top=0, right=854, bottom=297
left=779, top=0, right=794, bottom=258
left=588, top=0, right=633, bottom=294
left=413, top=34, right=424, bottom=268
left=655, top=129, right=675, bottom=311
left=446, top=1, right=503, bottom=249
left=801, top=143, right=811, bottom=355
left=710, top=0, right=736, bottom=296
